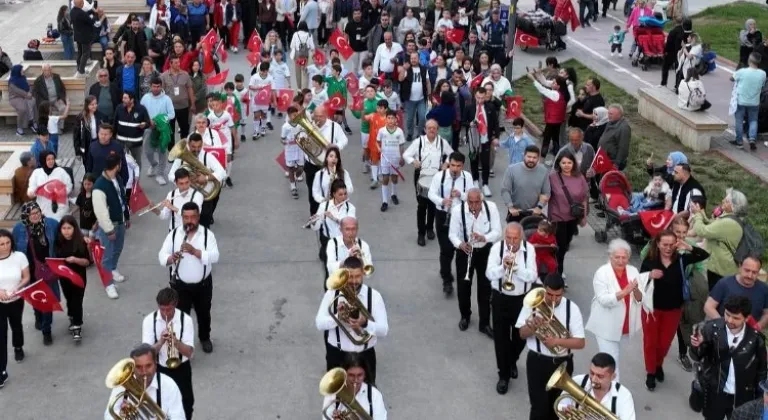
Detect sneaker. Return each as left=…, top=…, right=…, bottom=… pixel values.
left=30, top=124, right=38, bottom=134
left=291, top=187, right=298, bottom=198
left=362, top=163, right=369, bottom=174
left=473, top=180, right=480, bottom=189
left=344, top=125, right=353, bottom=135
left=260, top=128, right=267, bottom=137
left=729, top=140, right=744, bottom=149
left=155, top=175, right=167, bottom=186
left=284, top=171, right=289, bottom=177
left=489, top=169, right=495, bottom=178
left=618, top=53, right=623, bottom=58
left=391, top=195, right=400, bottom=205
left=252, top=133, right=260, bottom=141
left=240, top=134, right=246, bottom=142
left=43, top=332, right=53, bottom=346
left=232, top=46, right=238, bottom=53
left=277, top=113, right=284, bottom=118
left=72, top=328, right=82, bottom=342
left=14, top=347, right=24, bottom=362
left=105, top=284, right=119, bottom=299
left=380, top=203, right=388, bottom=212
left=482, top=185, right=492, bottom=197
left=112, top=271, right=126, bottom=283
left=15, top=128, right=23, bottom=136
left=225, top=178, right=233, bottom=187
left=369, top=180, right=378, bottom=189
left=611, top=52, right=615, bottom=57
left=266, top=122, right=274, bottom=131
left=0, top=371, right=7, bottom=388
left=750, top=142, right=757, bottom=151
left=296, top=174, right=304, bottom=182
left=678, top=354, right=693, bottom=372
left=147, top=166, right=156, bottom=177
left=645, top=374, right=656, bottom=391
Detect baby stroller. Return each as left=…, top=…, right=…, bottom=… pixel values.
left=593, top=171, right=650, bottom=245
left=517, top=11, right=567, bottom=52
left=631, top=26, right=666, bottom=71
left=520, top=214, right=558, bottom=280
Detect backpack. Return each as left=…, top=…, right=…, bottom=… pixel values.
left=726, top=215, right=765, bottom=264
left=686, top=82, right=706, bottom=109
left=296, top=34, right=310, bottom=59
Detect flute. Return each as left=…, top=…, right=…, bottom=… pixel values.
left=302, top=199, right=349, bottom=228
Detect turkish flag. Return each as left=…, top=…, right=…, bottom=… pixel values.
left=45, top=258, right=84, bottom=288
left=88, top=240, right=112, bottom=287
left=476, top=105, right=488, bottom=136
left=36, top=179, right=67, bottom=204
left=350, top=92, right=364, bottom=112
left=469, top=73, right=484, bottom=90
left=445, top=28, right=465, bottom=44
left=276, top=89, right=294, bottom=112
left=129, top=180, right=151, bottom=214
left=329, top=28, right=354, bottom=60
left=252, top=84, right=272, bottom=106
left=345, top=72, right=360, bottom=95
left=275, top=150, right=288, bottom=172
left=504, top=96, right=523, bottom=120
left=555, top=0, right=580, bottom=31
left=747, top=315, right=760, bottom=330
left=246, top=52, right=260, bottom=67
left=590, top=147, right=617, bottom=175
left=216, top=42, right=228, bottom=63
left=514, top=29, right=539, bottom=48
left=202, top=49, right=215, bottom=74
left=313, top=49, right=327, bottom=66
left=325, top=93, right=347, bottom=112
left=15, top=280, right=62, bottom=313
left=200, top=29, right=218, bottom=51
left=203, top=146, right=228, bottom=169
left=206, top=69, right=230, bottom=86
left=639, top=210, right=675, bottom=237
left=247, top=31, right=262, bottom=53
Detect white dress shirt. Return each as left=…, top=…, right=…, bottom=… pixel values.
left=315, top=284, right=389, bottom=352
left=403, top=135, right=454, bottom=178
left=373, top=43, right=404, bottom=74
left=321, top=383, right=388, bottom=420
left=427, top=169, right=473, bottom=212
left=159, top=188, right=204, bottom=232
left=514, top=297, right=585, bottom=357
left=27, top=167, right=73, bottom=221
left=158, top=226, right=220, bottom=284
left=312, top=168, right=354, bottom=205
left=104, top=372, right=185, bottom=420
left=326, top=236, right=372, bottom=275
left=142, top=308, right=195, bottom=367
left=724, top=326, right=746, bottom=394
left=486, top=240, right=540, bottom=296
left=194, top=127, right=226, bottom=150
left=558, top=375, right=636, bottom=420
left=311, top=199, right=356, bottom=238
left=167, top=148, right=228, bottom=186
left=311, top=120, right=349, bottom=163
left=448, top=201, right=502, bottom=249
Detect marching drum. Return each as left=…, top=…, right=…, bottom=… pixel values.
left=416, top=175, right=434, bottom=198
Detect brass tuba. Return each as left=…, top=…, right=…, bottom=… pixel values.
left=105, top=358, right=167, bottom=420
left=289, top=109, right=328, bottom=166
left=319, top=368, right=373, bottom=420
left=523, top=288, right=571, bottom=356
left=548, top=363, right=620, bottom=420
left=165, top=321, right=181, bottom=369
left=326, top=269, right=376, bottom=345
left=168, top=139, right=222, bottom=201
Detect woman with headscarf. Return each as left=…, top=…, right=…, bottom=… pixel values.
left=739, top=18, right=762, bottom=68
left=646, top=150, right=687, bottom=188
left=27, top=151, right=73, bottom=221
left=585, top=106, right=610, bottom=200
left=8, top=65, right=38, bottom=136
left=12, top=202, right=60, bottom=346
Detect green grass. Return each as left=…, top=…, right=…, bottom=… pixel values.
left=665, top=1, right=768, bottom=63
left=515, top=59, right=768, bottom=259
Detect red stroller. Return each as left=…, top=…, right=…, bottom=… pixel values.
left=631, top=26, right=665, bottom=71
left=593, top=171, right=651, bottom=244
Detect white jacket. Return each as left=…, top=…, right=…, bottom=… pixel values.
left=27, top=167, right=73, bottom=221
left=585, top=263, right=652, bottom=342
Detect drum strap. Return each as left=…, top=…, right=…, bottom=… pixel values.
left=417, top=136, right=445, bottom=164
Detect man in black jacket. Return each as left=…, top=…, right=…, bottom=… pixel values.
left=70, top=0, right=97, bottom=75
left=666, top=163, right=706, bottom=214
left=33, top=64, right=67, bottom=113
left=690, top=295, right=767, bottom=420
left=463, top=86, right=500, bottom=197
left=89, top=69, right=121, bottom=122
left=113, top=92, right=150, bottom=170
left=661, top=17, right=692, bottom=88
left=120, top=18, right=149, bottom=61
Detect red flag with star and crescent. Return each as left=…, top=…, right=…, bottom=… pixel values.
left=590, top=147, right=617, bottom=175
left=206, top=69, right=230, bottom=86
left=200, top=29, right=219, bottom=51
left=329, top=28, right=354, bottom=60
left=514, top=29, right=539, bottom=48
left=88, top=240, right=112, bottom=287
left=129, top=179, right=151, bottom=214
left=15, top=279, right=62, bottom=312
left=313, top=49, right=327, bottom=66
left=216, top=42, right=228, bottom=63
left=469, top=73, right=484, bottom=90
left=445, top=28, right=465, bottom=44
left=476, top=105, right=488, bottom=136
left=345, top=72, right=360, bottom=95
left=246, top=52, right=260, bottom=67
left=252, top=84, right=272, bottom=106
left=45, top=258, right=84, bottom=288
left=203, top=147, right=228, bottom=169
left=36, top=180, right=67, bottom=204
left=247, top=31, right=262, bottom=53
left=638, top=210, right=675, bottom=237
left=504, top=96, right=523, bottom=120
left=276, top=89, right=294, bottom=112
left=325, top=93, right=347, bottom=112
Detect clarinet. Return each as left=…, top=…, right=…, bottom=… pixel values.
left=171, top=225, right=192, bottom=285
left=464, top=218, right=476, bottom=281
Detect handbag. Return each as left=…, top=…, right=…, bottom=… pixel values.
left=28, top=232, right=57, bottom=284
left=558, top=172, right=585, bottom=219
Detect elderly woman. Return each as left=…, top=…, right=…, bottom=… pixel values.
left=690, top=188, right=746, bottom=290
left=639, top=229, right=708, bottom=391
left=8, top=65, right=38, bottom=136
left=12, top=152, right=36, bottom=204
left=481, top=64, right=513, bottom=99
left=548, top=150, right=588, bottom=277
left=739, top=18, right=763, bottom=68
left=27, top=151, right=73, bottom=221
left=585, top=238, right=648, bottom=380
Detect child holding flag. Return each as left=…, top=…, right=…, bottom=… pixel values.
left=359, top=84, right=380, bottom=180
left=364, top=99, right=389, bottom=190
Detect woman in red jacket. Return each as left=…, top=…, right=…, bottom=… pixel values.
left=526, top=69, right=570, bottom=160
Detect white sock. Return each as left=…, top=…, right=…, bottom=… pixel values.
left=266, top=112, right=272, bottom=123
left=381, top=185, right=388, bottom=203
left=290, top=182, right=296, bottom=189
left=391, top=183, right=397, bottom=196
left=371, top=165, right=379, bottom=180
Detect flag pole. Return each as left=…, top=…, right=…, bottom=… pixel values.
left=504, top=0, right=520, bottom=82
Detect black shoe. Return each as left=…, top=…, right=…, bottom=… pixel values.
left=729, top=140, right=744, bottom=149
left=417, top=236, right=426, bottom=246
left=240, top=134, right=246, bottom=142
left=510, top=366, right=518, bottom=379
left=480, top=325, right=494, bottom=339
left=344, top=125, right=353, bottom=135
left=678, top=354, right=693, bottom=372
left=655, top=366, right=665, bottom=382
left=380, top=203, right=388, bottom=212
left=443, top=283, right=453, bottom=297
left=391, top=195, right=399, bottom=205
left=0, top=371, right=7, bottom=389
left=72, top=328, right=82, bottom=343
left=225, top=178, right=233, bottom=187
left=646, top=374, right=656, bottom=391
left=201, top=340, right=214, bottom=353
left=426, top=230, right=435, bottom=240
left=277, top=113, right=284, bottom=118
left=43, top=332, right=53, bottom=346
left=34, top=318, right=41, bottom=331
left=266, top=122, right=274, bottom=131
left=458, top=317, right=470, bottom=331
left=496, top=378, right=509, bottom=394
left=750, top=142, right=757, bottom=151
left=14, top=348, right=24, bottom=362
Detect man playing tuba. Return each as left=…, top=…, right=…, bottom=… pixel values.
left=555, top=353, right=636, bottom=420
left=320, top=354, right=388, bottom=420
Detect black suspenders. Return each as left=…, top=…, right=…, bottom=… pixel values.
left=498, top=241, right=528, bottom=292
left=153, top=310, right=186, bottom=363
left=578, top=376, right=619, bottom=415
left=460, top=202, right=491, bottom=243
left=333, top=286, right=373, bottom=350
left=170, top=228, right=209, bottom=282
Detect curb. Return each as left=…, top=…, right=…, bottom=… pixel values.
left=715, top=56, right=738, bottom=70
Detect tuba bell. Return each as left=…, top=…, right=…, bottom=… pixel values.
left=523, top=288, right=571, bottom=356
left=326, top=269, right=376, bottom=345
left=548, top=363, right=620, bottom=420
left=168, top=139, right=222, bottom=201
left=289, top=109, right=329, bottom=167
left=105, top=358, right=167, bottom=420
left=319, top=368, right=374, bottom=420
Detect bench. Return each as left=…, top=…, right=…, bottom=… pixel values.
left=638, top=86, right=728, bottom=152
left=97, top=0, right=149, bottom=16
left=39, top=40, right=104, bottom=61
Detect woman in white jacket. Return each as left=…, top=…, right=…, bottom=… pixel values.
left=27, top=151, right=73, bottom=221
left=585, top=239, right=651, bottom=380
left=148, top=0, right=172, bottom=33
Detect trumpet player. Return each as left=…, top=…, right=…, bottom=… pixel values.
left=149, top=169, right=204, bottom=232
left=142, top=288, right=195, bottom=420
left=517, top=275, right=586, bottom=419
left=326, top=217, right=372, bottom=277
left=321, top=354, right=388, bottom=420
left=311, top=180, right=356, bottom=287
left=315, top=257, right=389, bottom=384
left=448, top=188, right=502, bottom=336
left=485, top=223, right=538, bottom=393
left=104, top=343, right=185, bottom=420
left=556, top=353, right=636, bottom=420
left=158, top=202, right=219, bottom=354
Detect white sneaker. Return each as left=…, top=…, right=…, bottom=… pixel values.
left=284, top=171, right=289, bottom=177
left=233, top=47, right=238, bottom=53
left=105, top=285, right=119, bottom=299
left=155, top=176, right=167, bottom=186
left=618, top=53, right=623, bottom=58
left=112, top=270, right=126, bottom=283
left=473, top=180, right=480, bottom=189
left=482, top=185, right=492, bottom=197
left=297, top=174, right=304, bottom=182
left=147, top=166, right=156, bottom=177
left=611, top=52, right=615, bottom=57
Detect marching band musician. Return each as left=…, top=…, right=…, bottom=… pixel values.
left=315, top=256, right=389, bottom=384
left=448, top=188, right=502, bottom=336
left=302, top=107, right=349, bottom=217
left=321, top=354, right=388, bottom=420
left=167, top=133, right=227, bottom=228
left=104, top=343, right=185, bottom=420
left=516, top=274, right=586, bottom=419
left=427, top=151, right=473, bottom=297
left=557, top=353, right=636, bottom=420
left=191, top=113, right=226, bottom=148
left=158, top=202, right=220, bottom=354
left=326, top=217, right=372, bottom=277
left=403, top=119, right=454, bottom=247
left=142, top=288, right=196, bottom=420
left=311, top=179, right=356, bottom=288
left=485, top=223, right=539, bottom=394
left=151, top=168, right=204, bottom=232
left=312, top=146, right=354, bottom=206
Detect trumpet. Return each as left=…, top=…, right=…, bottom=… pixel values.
left=350, top=242, right=374, bottom=276
left=164, top=320, right=181, bottom=369
left=326, top=269, right=376, bottom=345
left=502, top=242, right=517, bottom=292
left=464, top=219, right=477, bottom=281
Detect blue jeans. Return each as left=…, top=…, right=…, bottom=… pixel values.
left=34, top=280, right=61, bottom=334
left=61, top=34, right=75, bottom=60
left=97, top=223, right=126, bottom=285
left=404, top=100, right=426, bottom=140
left=734, top=104, right=759, bottom=144
left=99, top=35, right=109, bottom=52
left=628, top=192, right=662, bottom=213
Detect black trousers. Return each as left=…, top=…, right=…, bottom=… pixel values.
left=455, top=244, right=492, bottom=328
left=415, top=196, right=436, bottom=237
left=169, top=107, right=191, bottom=150
left=0, top=299, right=24, bottom=373
left=527, top=352, right=574, bottom=420
left=158, top=361, right=194, bottom=420
left=76, top=41, right=91, bottom=74
left=469, top=142, right=491, bottom=185
left=59, top=277, right=86, bottom=326
left=325, top=343, right=378, bottom=384
left=241, top=2, right=256, bottom=48
left=554, top=219, right=578, bottom=275
left=320, top=233, right=330, bottom=289
left=304, top=161, right=321, bottom=216
left=189, top=26, right=205, bottom=44
left=435, top=210, right=454, bottom=284
left=200, top=193, right=220, bottom=228
left=541, top=123, right=562, bottom=158
left=703, top=391, right=734, bottom=420
left=276, top=20, right=292, bottom=48
left=492, top=291, right=526, bottom=380
left=660, top=53, right=676, bottom=87
left=172, top=275, right=213, bottom=341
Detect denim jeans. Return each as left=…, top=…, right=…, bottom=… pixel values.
left=61, top=34, right=75, bottom=60
left=144, top=129, right=168, bottom=178
left=97, top=223, right=126, bottom=285
left=99, top=35, right=109, bottom=52
left=404, top=100, right=426, bottom=140
left=734, top=104, right=760, bottom=144
left=35, top=280, right=61, bottom=334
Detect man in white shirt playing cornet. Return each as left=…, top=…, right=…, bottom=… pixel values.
left=326, top=217, right=373, bottom=276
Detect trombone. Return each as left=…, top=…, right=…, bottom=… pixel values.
left=164, top=320, right=181, bottom=369
left=502, top=242, right=517, bottom=292
left=319, top=368, right=373, bottom=420
left=326, top=269, right=376, bottom=345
